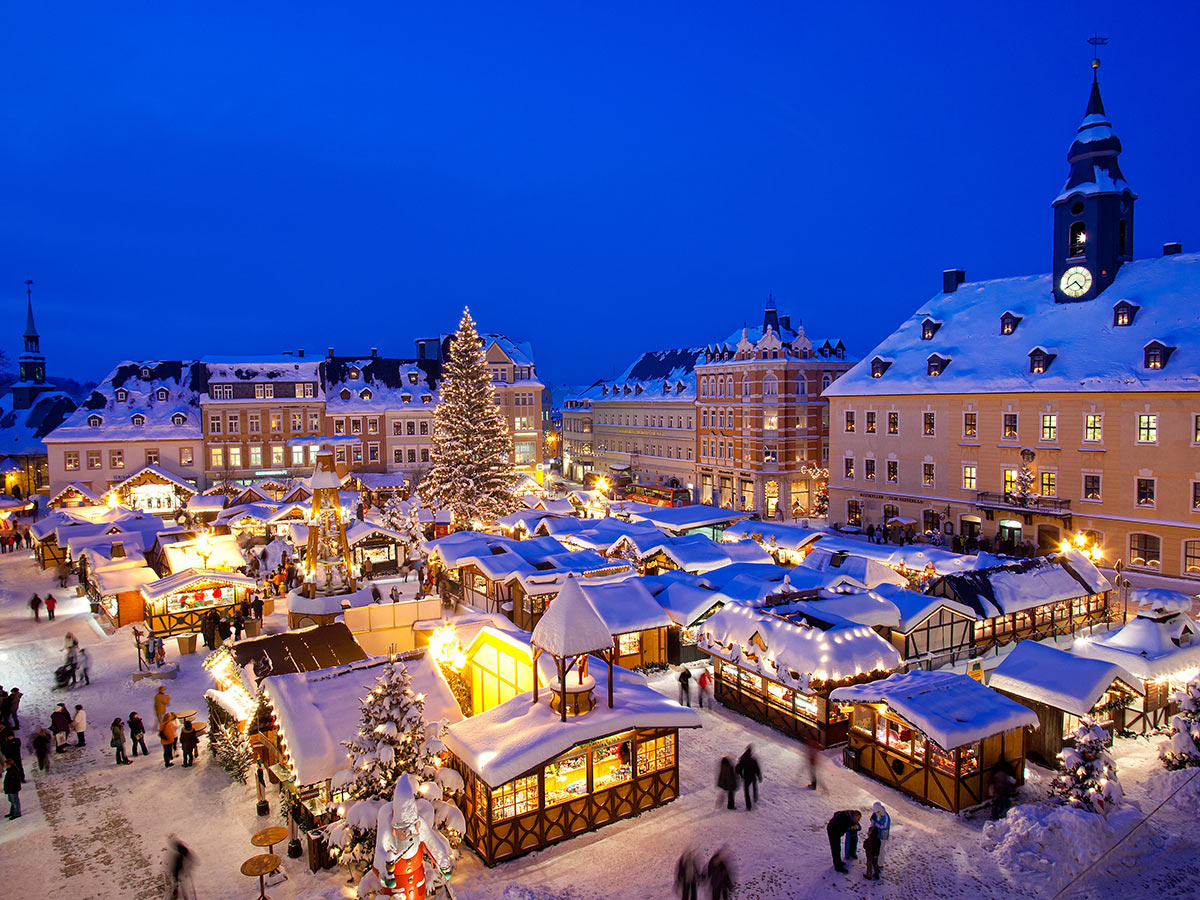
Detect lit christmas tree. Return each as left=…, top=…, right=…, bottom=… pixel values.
left=1050, top=716, right=1123, bottom=813
left=379, top=495, right=405, bottom=533
left=1014, top=449, right=1037, bottom=505
left=209, top=718, right=255, bottom=784
left=422, top=308, right=517, bottom=526
left=1160, top=674, right=1200, bottom=770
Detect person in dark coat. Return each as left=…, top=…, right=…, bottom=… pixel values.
left=0, top=725, right=24, bottom=781
left=675, top=848, right=699, bottom=900
left=6, top=687, right=20, bottom=729
left=166, top=836, right=194, bottom=900
left=251, top=595, right=264, bottom=620
left=128, top=712, right=148, bottom=757
left=716, top=756, right=739, bottom=810
left=29, top=594, right=41, bottom=621
left=50, top=704, right=71, bottom=753
left=180, top=721, right=199, bottom=768
left=705, top=849, right=733, bottom=900
left=110, top=718, right=131, bottom=765
left=30, top=727, right=50, bottom=774
left=735, top=745, right=762, bottom=810
left=232, top=612, right=244, bottom=642
left=863, top=824, right=882, bottom=880
left=827, top=810, right=861, bottom=873
left=991, top=761, right=1017, bottom=820
left=217, top=617, right=232, bottom=644
left=678, top=667, right=692, bottom=707
left=4, top=758, right=20, bottom=819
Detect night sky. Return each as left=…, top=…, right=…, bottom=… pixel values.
left=7, top=2, right=1198, bottom=389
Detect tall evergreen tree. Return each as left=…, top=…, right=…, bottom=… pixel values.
left=1161, top=674, right=1200, bottom=770
left=1050, top=716, right=1123, bottom=813
left=422, top=308, right=517, bottom=525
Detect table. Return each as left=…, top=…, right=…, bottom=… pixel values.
left=251, top=826, right=289, bottom=856
left=241, top=853, right=280, bottom=900
left=177, top=709, right=198, bottom=721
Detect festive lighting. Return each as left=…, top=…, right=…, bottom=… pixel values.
left=428, top=623, right=467, bottom=670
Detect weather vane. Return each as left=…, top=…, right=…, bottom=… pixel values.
left=1088, top=35, right=1108, bottom=71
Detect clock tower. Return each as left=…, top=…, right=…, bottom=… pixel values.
left=1051, top=58, right=1135, bottom=303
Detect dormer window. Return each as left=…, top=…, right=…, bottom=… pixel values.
left=421, top=394, right=431, bottom=404
left=1028, top=347, right=1056, bottom=374
left=115, top=389, right=128, bottom=402
left=920, top=319, right=942, bottom=341
left=171, top=413, right=187, bottom=426
left=1113, top=300, right=1139, bottom=327
left=87, top=415, right=102, bottom=427
left=359, top=388, right=372, bottom=400
left=407, top=372, right=418, bottom=385
left=926, top=354, right=950, bottom=377
left=1069, top=221, right=1087, bottom=256
left=402, top=393, right=412, bottom=404
left=1000, top=312, right=1022, bottom=335
left=131, top=414, right=146, bottom=426
left=156, top=388, right=169, bottom=401
left=1144, top=341, right=1174, bottom=370
left=870, top=357, right=892, bottom=378
left=349, top=367, right=360, bottom=379
left=140, top=366, right=151, bottom=379
left=339, top=388, right=352, bottom=401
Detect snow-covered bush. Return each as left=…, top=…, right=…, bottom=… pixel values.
left=1159, top=674, right=1200, bottom=770
left=1050, top=716, right=1123, bottom=813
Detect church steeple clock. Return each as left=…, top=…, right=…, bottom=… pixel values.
left=1051, top=47, right=1135, bottom=303
left=13, top=280, right=50, bottom=411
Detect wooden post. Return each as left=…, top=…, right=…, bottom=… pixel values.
left=559, top=654, right=567, bottom=723
left=532, top=649, right=540, bottom=704
left=607, top=649, right=614, bottom=709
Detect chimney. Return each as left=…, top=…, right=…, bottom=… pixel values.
left=779, top=314, right=792, bottom=331
left=943, top=269, right=966, bottom=293
left=297, top=348, right=305, bottom=357
left=371, top=347, right=378, bottom=357
left=327, top=347, right=335, bottom=358
left=1163, top=242, right=1183, bottom=256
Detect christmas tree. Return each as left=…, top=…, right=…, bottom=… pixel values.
left=1014, top=451, right=1036, bottom=505
left=210, top=718, right=255, bottom=784
left=1050, top=716, right=1123, bottom=813
left=379, top=495, right=405, bottom=533
left=812, top=482, right=829, bottom=517
left=1160, top=674, right=1200, bottom=770
left=422, top=308, right=518, bottom=526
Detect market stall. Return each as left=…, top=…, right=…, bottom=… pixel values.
left=831, top=669, right=1037, bottom=813
left=140, top=568, right=256, bottom=637
left=112, top=464, right=198, bottom=513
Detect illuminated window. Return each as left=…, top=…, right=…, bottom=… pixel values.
left=865, top=411, right=876, bottom=434
left=179, top=448, right=193, bottom=467
left=1041, top=414, right=1057, bottom=442
left=1040, top=471, right=1056, bottom=497
left=617, top=632, right=641, bottom=656
left=844, top=457, right=854, bottom=479
left=1084, top=414, right=1102, bottom=442
left=1129, top=533, right=1161, bottom=569
left=65, top=451, right=79, bottom=470
left=544, top=751, right=586, bottom=808
left=923, top=412, right=935, bottom=436
left=228, top=446, right=242, bottom=468
left=887, top=412, right=898, bottom=435
left=844, top=411, right=855, bottom=433
left=1137, top=414, right=1157, bottom=443
left=1083, top=474, right=1101, bottom=500
left=923, top=463, right=935, bottom=486
left=962, top=465, right=976, bottom=490
left=1185, top=540, right=1200, bottom=576
left=886, top=461, right=898, bottom=483
left=636, top=734, right=675, bottom=775
left=963, top=413, right=977, bottom=437
left=491, top=775, right=538, bottom=821
left=109, top=450, right=124, bottom=469
left=1136, top=478, right=1155, bottom=507
left=864, top=459, right=875, bottom=481
left=210, top=447, right=223, bottom=468
left=1003, top=414, right=1018, bottom=439
left=1003, top=468, right=1017, bottom=494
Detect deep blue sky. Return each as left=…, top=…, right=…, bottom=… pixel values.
left=7, top=2, right=1198, bottom=388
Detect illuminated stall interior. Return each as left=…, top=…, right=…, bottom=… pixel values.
left=141, top=568, right=256, bottom=636
left=113, top=464, right=198, bottom=513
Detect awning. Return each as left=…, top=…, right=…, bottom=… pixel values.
left=609, top=464, right=631, bottom=471
left=887, top=516, right=917, bottom=526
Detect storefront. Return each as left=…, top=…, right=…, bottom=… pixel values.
left=113, top=464, right=198, bottom=514
left=92, top=564, right=158, bottom=629
left=140, top=569, right=256, bottom=637
left=345, top=522, right=407, bottom=577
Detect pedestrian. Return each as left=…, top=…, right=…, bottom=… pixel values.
left=863, top=824, right=882, bottom=881
left=78, top=648, right=90, bottom=685
left=675, top=848, right=699, bottom=900
left=870, top=801, right=891, bottom=869
left=0, top=725, right=24, bottom=781
left=29, top=594, right=41, bottom=622
left=233, top=611, right=244, bottom=642
left=844, top=808, right=862, bottom=862
left=50, top=704, right=71, bottom=753
left=8, top=686, right=22, bottom=730
left=805, top=736, right=821, bottom=790
left=697, top=667, right=712, bottom=709
left=72, top=704, right=87, bottom=747
left=252, top=594, right=263, bottom=620
left=678, top=667, right=692, bottom=707
left=735, top=745, right=762, bottom=811
left=154, top=686, right=171, bottom=726
left=3, top=758, right=20, bottom=819
left=363, top=556, right=374, bottom=580
left=0, top=689, right=8, bottom=730
left=716, top=755, right=739, bottom=810
left=867, top=523, right=876, bottom=543
left=129, top=712, right=148, bottom=757
left=44, top=594, right=56, bottom=621
left=217, top=617, right=231, bottom=645
left=180, top=721, right=198, bottom=768
left=160, top=713, right=177, bottom=767
left=390, top=585, right=400, bottom=603
left=826, top=809, right=861, bottom=873
left=166, top=836, right=195, bottom=900
left=30, top=726, right=51, bottom=773
left=705, top=849, right=734, bottom=900
left=370, top=583, right=382, bottom=603
left=990, top=761, right=1017, bottom=821
left=110, top=718, right=131, bottom=765
left=155, top=639, right=167, bottom=667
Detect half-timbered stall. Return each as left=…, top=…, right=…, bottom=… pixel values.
left=140, top=568, right=256, bottom=636
left=506, top=562, right=634, bottom=632
left=1072, top=590, right=1200, bottom=733
left=49, top=482, right=102, bottom=510
left=989, top=641, right=1141, bottom=764
left=215, top=503, right=278, bottom=540
left=73, top=531, right=156, bottom=628
left=444, top=586, right=699, bottom=866
left=111, top=463, right=198, bottom=514
left=185, top=493, right=227, bottom=525
left=869, top=584, right=979, bottom=671
left=574, top=578, right=671, bottom=670
left=290, top=520, right=409, bottom=577
left=700, top=598, right=902, bottom=747
left=628, top=504, right=749, bottom=539
left=609, top=532, right=771, bottom=577
left=723, top=521, right=824, bottom=565
left=642, top=574, right=725, bottom=665
left=831, top=670, right=1038, bottom=813
left=797, top=546, right=910, bottom=590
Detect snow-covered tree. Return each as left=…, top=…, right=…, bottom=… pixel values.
left=812, top=482, right=829, bottom=518
left=1014, top=456, right=1036, bottom=505
left=379, top=495, right=405, bottom=533
left=328, top=658, right=462, bottom=877
left=421, top=308, right=517, bottom=526
left=210, top=719, right=255, bottom=784
left=1050, top=717, right=1123, bottom=813
left=1161, top=674, right=1200, bottom=770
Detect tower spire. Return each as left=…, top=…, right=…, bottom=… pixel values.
left=23, top=280, right=38, bottom=340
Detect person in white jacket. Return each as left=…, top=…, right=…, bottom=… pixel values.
left=72, top=704, right=87, bottom=747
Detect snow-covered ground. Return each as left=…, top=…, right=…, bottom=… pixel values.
left=1, top=548, right=1198, bottom=900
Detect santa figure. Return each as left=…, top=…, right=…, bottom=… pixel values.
left=369, top=774, right=453, bottom=900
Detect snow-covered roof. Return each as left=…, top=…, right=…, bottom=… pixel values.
left=92, top=564, right=159, bottom=595
left=825, top=253, right=1200, bottom=397
left=1073, top=611, right=1200, bottom=681
left=114, top=463, right=199, bottom=497
left=809, top=535, right=980, bottom=575
left=67, top=529, right=150, bottom=561
left=644, top=577, right=724, bottom=627
left=186, top=494, right=228, bottom=513
left=799, top=547, right=910, bottom=590
left=202, top=355, right=323, bottom=394
left=49, top=482, right=102, bottom=506
left=931, top=555, right=1108, bottom=619
left=162, top=533, right=246, bottom=574
left=725, top=521, right=825, bottom=552
left=576, top=579, right=673, bottom=635
left=323, top=356, right=438, bottom=412
left=263, top=651, right=462, bottom=787
left=989, top=641, right=1141, bottom=717
left=629, top=504, right=751, bottom=533
left=46, top=360, right=204, bottom=442
left=531, top=575, right=614, bottom=657
left=831, top=670, right=1038, bottom=751
left=869, top=583, right=979, bottom=630
left=569, top=348, right=704, bottom=406
left=0, top=390, right=77, bottom=456
left=443, top=663, right=698, bottom=788
left=141, top=568, right=256, bottom=601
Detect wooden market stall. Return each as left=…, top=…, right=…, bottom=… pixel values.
left=989, top=640, right=1141, bottom=764
left=140, top=568, right=256, bottom=637
left=645, top=577, right=725, bottom=665
left=49, top=482, right=102, bottom=510
left=831, top=670, right=1038, bottom=813
left=112, top=464, right=198, bottom=514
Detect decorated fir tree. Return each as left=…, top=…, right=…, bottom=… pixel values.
left=379, top=495, right=405, bottom=533
left=1160, top=674, right=1200, bottom=770
left=812, top=482, right=829, bottom=518
left=422, top=308, right=517, bottom=525
left=1014, top=451, right=1037, bottom=505
left=210, top=718, right=255, bottom=784
left=1050, top=716, right=1123, bottom=813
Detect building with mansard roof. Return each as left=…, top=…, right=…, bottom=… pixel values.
left=825, top=62, right=1200, bottom=578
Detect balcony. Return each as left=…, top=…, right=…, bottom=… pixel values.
left=975, top=492, right=1072, bottom=518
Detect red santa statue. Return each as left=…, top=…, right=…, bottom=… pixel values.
left=368, top=774, right=453, bottom=900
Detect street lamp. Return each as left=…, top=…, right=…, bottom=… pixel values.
left=196, top=530, right=214, bottom=569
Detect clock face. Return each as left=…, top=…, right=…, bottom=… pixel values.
left=1060, top=265, right=1092, bottom=298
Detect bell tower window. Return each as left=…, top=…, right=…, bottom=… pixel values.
left=1119, top=219, right=1128, bottom=255
left=1069, top=221, right=1087, bottom=257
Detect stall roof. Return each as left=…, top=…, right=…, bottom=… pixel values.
left=930, top=555, right=1108, bottom=619
left=1073, top=611, right=1200, bottom=681
left=577, top=578, right=673, bottom=635
left=799, top=547, right=910, bottom=590
left=50, top=482, right=102, bottom=506
left=531, top=575, right=613, bottom=657
left=869, top=583, right=979, bottom=631
left=989, top=641, right=1141, bottom=717
left=629, top=504, right=750, bottom=534
left=231, top=622, right=367, bottom=681
left=443, top=663, right=699, bottom=788
left=725, top=521, right=825, bottom=552
left=644, top=577, right=724, bottom=627
left=186, top=495, right=228, bottom=513
left=830, top=670, right=1038, bottom=751
left=809, top=535, right=982, bottom=575
left=141, top=567, right=256, bottom=600
left=93, top=564, right=159, bottom=595
left=162, top=533, right=246, bottom=574
left=113, top=463, right=199, bottom=497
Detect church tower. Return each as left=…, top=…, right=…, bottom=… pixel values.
left=1051, top=56, right=1136, bottom=302
left=13, top=280, right=50, bottom=411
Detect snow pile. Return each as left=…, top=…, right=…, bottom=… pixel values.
left=1142, top=767, right=1200, bottom=811
left=1159, top=674, right=1200, bottom=769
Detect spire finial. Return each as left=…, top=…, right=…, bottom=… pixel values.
left=23, top=279, right=38, bottom=339
left=1087, top=34, right=1108, bottom=74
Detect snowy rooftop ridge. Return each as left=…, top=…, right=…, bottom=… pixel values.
left=46, top=360, right=205, bottom=441
left=989, top=641, right=1142, bottom=717
left=531, top=575, right=614, bottom=657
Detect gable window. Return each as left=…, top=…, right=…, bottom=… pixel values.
left=1000, top=313, right=1021, bottom=335
left=963, top=412, right=977, bottom=438
left=131, top=414, right=145, bottom=427
left=922, top=463, right=935, bottom=486
left=887, top=412, right=899, bottom=435
left=1069, top=221, right=1086, bottom=256
left=1084, top=414, right=1102, bottom=442
left=870, top=357, right=891, bottom=378
left=921, top=318, right=942, bottom=340
left=962, top=465, right=977, bottom=490
left=1029, top=348, right=1056, bottom=374
left=1112, top=301, right=1138, bottom=327
left=1129, top=533, right=1161, bottom=569
left=1137, top=414, right=1157, bottom=443
left=87, top=415, right=102, bottom=427
left=886, top=461, right=898, bottom=483
left=923, top=412, right=935, bottom=436
left=1040, top=414, right=1057, bottom=442
left=360, top=388, right=372, bottom=401
left=140, top=366, right=151, bottom=379
left=864, top=459, right=876, bottom=481
left=1003, top=413, right=1018, bottom=439
left=1144, top=342, right=1174, bottom=370
left=156, top=388, right=168, bottom=401
left=865, top=411, right=876, bottom=434
left=926, top=354, right=949, bottom=376
left=115, top=389, right=127, bottom=402
left=844, top=411, right=855, bottom=433
left=1083, top=474, right=1102, bottom=501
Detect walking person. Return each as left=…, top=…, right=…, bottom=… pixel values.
left=6, top=687, right=19, bottom=729
left=3, top=758, right=21, bottom=819
left=232, top=611, right=244, bottom=642
left=159, top=713, right=177, bottom=767
left=716, top=755, right=739, bottom=810
left=72, top=704, right=87, bottom=747
left=697, top=667, right=712, bottom=709
left=50, top=704, right=71, bottom=753
left=675, top=848, right=700, bottom=900
left=78, top=648, right=90, bottom=686
left=44, top=594, right=56, bottom=621
left=705, top=849, right=734, bottom=900
left=128, top=712, right=148, bottom=757
left=826, top=809, right=861, bottom=873
left=154, top=686, right=171, bottom=726
left=29, top=593, right=41, bottom=622
left=863, top=824, right=882, bottom=881
left=870, top=802, right=891, bottom=871
left=252, top=593, right=264, bottom=620
left=180, top=721, right=198, bottom=768
left=166, top=836, right=196, bottom=900
left=678, top=666, right=692, bottom=707
left=735, top=745, right=762, bottom=811
left=30, top=726, right=51, bottom=774
left=805, top=735, right=821, bottom=790
left=390, top=585, right=399, bottom=603
left=110, top=718, right=131, bottom=765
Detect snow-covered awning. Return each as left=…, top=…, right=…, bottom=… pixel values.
left=141, top=568, right=256, bottom=601
left=989, top=641, right=1141, bottom=717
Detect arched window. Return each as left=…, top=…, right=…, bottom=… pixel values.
left=741, top=376, right=750, bottom=397
left=763, top=374, right=779, bottom=397
left=717, top=377, right=725, bottom=398
left=1069, top=221, right=1086, bottom=256
left=718, top=409, right=725, bottom=427
left=726, top=375, right=734, bottom=396
left=821, top=374, right=832, bottom=391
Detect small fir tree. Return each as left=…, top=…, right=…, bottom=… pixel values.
left=379, top=495, right=405, bottom=533
left=1050, top=716, right=1123, bottom=813
left=210, top=719, right=255, bottom=784
left=421, top=308, right=517, bottom=525
left=812, top=482, right=829, bottom=517
left=1015, top=457, right=1036, bottom=505
left=1160, top=674, right=1200, bottom=770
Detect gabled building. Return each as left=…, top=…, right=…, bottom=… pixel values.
left=825, top=63, right=1200, bottom=578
